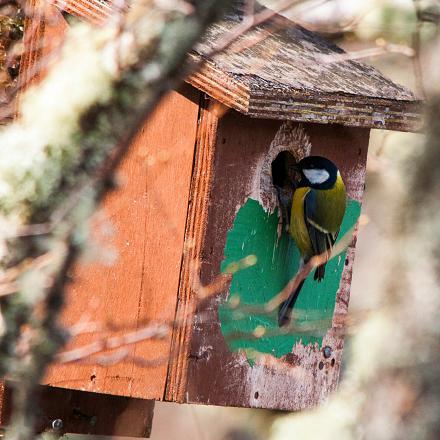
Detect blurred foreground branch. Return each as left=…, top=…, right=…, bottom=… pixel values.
left=0, top=1, right=231, bottom=438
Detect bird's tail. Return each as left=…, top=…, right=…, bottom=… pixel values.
left=278, top=279, right=306, bottom=327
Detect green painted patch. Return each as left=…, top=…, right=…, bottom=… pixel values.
left=219, top=198, right=361, bottom=362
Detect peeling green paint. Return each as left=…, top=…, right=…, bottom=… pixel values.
left=219, top=198, right=361, bottom=362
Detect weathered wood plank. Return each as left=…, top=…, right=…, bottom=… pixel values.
left=43, top=87, right=200, bottom=400
left=189, top=52, right=422, bottom=132
left=191, top=5, right=422, bottom=132
left=196, top=9, right=415, bottom=101
left=165, top=95, right=219, bottom=403
left=176, top=110, right=369, bottom=410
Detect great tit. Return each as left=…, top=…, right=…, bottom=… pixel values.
left=278, top=156, right=347, bottom=327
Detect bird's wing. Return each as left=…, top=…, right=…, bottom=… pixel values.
left=303, top=190, right=337, bottom=271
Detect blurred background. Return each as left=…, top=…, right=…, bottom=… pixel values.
left=149, top=0, right=429, bottom=438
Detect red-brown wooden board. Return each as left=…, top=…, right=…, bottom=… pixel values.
left=165, top=97, right=219, bottom=403
left=44, top=86, right=201, bottom=399
left=16, top=0, right=202, bottom=402
left=166, top=106, right=370, bottom=410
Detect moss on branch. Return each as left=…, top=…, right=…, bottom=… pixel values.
left=0, top=1, right=231, bottom=439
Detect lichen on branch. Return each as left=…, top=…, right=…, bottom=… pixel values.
left=0, top=1, right=231, bottom=438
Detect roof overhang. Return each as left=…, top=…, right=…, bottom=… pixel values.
left=44, top=0, right=424, bottom=132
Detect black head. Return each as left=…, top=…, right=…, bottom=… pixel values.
left=295, top=156, right=339, bottom=189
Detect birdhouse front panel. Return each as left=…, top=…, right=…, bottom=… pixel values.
left=164, top=103, right=369, bottom=410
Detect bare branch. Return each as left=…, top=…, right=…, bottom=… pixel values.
left=56, top=323, right=169, bottom=364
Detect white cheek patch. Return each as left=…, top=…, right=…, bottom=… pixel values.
left=303, top=168, right=330, bottom=184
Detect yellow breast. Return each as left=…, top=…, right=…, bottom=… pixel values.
left=289, top=173, right=346, bottom=259
left=290, top=187, right=312, bottom=258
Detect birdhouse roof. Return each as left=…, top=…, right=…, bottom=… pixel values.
left=188, top=4, right=422, bottom=132
left=48, top=0, right=422, bottom=132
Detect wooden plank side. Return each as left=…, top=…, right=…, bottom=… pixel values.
left=188, top=55, right=422, bottom=133
left=44, top=87, right=201, bottom=400
left=0, top=383, right=155, bottom=437
left=165, top=96, right=219, bottom=403
left=179, top=111, right=369, bottom=410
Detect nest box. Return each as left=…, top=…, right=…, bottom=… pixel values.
left=0, top=0, right=422, bottom=437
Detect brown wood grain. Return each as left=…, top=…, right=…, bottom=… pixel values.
left=189, top=3, right=422, bottom=132
left=175, top=110, right=370, bottom=410
left=43, top=87, right=201, bottom=400
left=0, top=383, right=154, bottom=437
left=165, top=95, right=219, bottom=403
left=188, top=54, right=422, bottom=133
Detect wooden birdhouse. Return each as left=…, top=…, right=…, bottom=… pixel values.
left=0, top=0, right=422, bottom=437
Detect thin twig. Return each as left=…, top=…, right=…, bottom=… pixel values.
left=266, top=224, right=357, bottom=312
left=319, top=42, right=415, bottom=64
left=56, top=323, right=169, bottom=363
